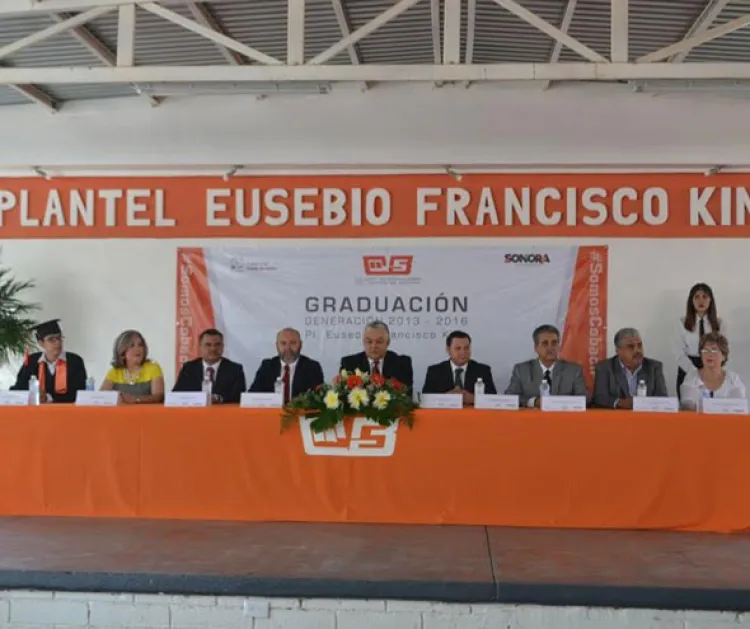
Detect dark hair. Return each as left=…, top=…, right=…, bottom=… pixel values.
left=700, top=332, right=729, bottom=366
left=446, top=330, right=471, bottom=347
left=684, top=283, right=720, bottom=333
left=533, top=324, right=560, bottom=345
left=199, top=328, right=223, bottom=342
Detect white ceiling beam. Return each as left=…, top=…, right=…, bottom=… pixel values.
left=0, top=5, right=112, bottom=61
left=138, top=2, right=282, bottom=65
left=638, top=14, right=750, bottom=63
left=443, top=0, right=461, bottom=65
left=187, top=2, right=242, bottom=65
left=492, top=0, right=607, bottom=63
left=611, top=0, right=628, bottom=62
left=542, top=0, right=577, bottom=90
left=0, top=0, right=253, bottom=16
left=672, top=0, right=731, bottom=63
left=308, top=0, right=423, bottom=65
left=287, top=0, right=305, bottom=65
left=51, top=11, right=160, bottom=106
left=9, top=83, right=59, bottom=111
left=0, top=62, right=749, bottom=83
left=116, top=3, right=135, bottom=66
left=330, top=0, right=368, bottom=90
left=465, top=0, right=476, bottom=63
left=430, top=0, right=440, bottom=63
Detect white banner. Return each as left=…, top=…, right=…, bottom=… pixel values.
left=177, top=246, right=608, bottom=392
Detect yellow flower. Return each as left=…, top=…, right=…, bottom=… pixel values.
left=347, top=387, right=370, bottom=410
left=340, top=369, right=348, bottom=379
left=373, top=390, right=391, bottom=410
left=324, top=390, right=340, bottom=410
left=354, top=368, right=365, bottom=378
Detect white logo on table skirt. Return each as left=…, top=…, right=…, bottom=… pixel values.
left=299, top=418, right=399, bottom=457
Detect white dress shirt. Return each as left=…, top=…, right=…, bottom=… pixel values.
left=41, top=351, right=66, bottom=375
left=673, top=316, right=726, bottom=374
left=528, top=360, right=555, bottom=408
left=202, top=359, right=221, bottom=380
left=680, top=368, right=746, bottom=410
left=281, top=358, right=299, bottom=383
left=367, top=356, right=384, bottom=374
left=450, top=361, right=468, bottom=388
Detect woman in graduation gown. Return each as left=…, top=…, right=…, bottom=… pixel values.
left=10, top=319, right=88, bottom=403
left=100, top=329, right=165, bottom=404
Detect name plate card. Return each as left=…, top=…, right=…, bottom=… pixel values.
left=240, top=392, right=283, bottom=408
left=541, top=396, right=587, bottom=412
left=475, top=394, right=519, bottom=410
left=0, top=391, right=30, bottom=406
left=165, top=392, right=209, bottom=408
left=633, top=396, right=679, bottom=413
left=75, top=391, right=119, bottom=406
left=701, top=398, right=749, bottom=415
left=419, top=394, right=463, bottom=409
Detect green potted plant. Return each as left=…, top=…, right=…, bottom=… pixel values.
left=0, top=262, right=38, bottom=366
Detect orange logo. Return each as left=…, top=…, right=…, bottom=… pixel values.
left=299, top=418, right=399, bottom=457
left=362, top=255, right=414, bottom=276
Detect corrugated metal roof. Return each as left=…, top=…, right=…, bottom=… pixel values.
left=0, top=0, right=746, bottom=108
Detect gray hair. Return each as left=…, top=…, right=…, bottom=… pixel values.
left=365, top=320, right=390, bottom=337
left=533, top=324, right=560, bottom=345
left=111, top=329, right=149, bottom=368
left=614, top=327, right=641, bottom=348
left=276, top=327, right=301, bottom=340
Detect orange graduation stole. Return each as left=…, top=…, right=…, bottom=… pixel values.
left=37, top=358, right=68, bottom=395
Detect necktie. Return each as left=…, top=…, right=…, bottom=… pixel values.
left=454, top=367, right=464, bottom=389
left=282, top=364, right=291, bottom=404
left=544, top=369, right=552, bottom=386
left=206, top=366, right=215, bottom=382
left=372, top=360, right=381, bottom=377
left=699, top=318, right=705, bottom=340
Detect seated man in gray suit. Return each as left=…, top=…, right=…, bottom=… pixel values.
left=505, top=324, right=587, bottom=408
left=592, top=327, right=668, bottom=409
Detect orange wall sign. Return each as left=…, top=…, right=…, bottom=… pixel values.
left=0, top=173, right=749, bottom=238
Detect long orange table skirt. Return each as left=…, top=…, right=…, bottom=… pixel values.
left=0, top=406, right=748, bottom=533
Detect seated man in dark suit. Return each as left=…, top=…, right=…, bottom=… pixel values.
left=173, top=328, right=246, bottom=403
left=505, top=324, right=587, bottom=408
left=422, top=330, right=496, bottom=406
left=249, top=327, right=324, bottom=404
left=592, top=327, right=668, bottom=409
left=340, top=320, right=413, bottom=390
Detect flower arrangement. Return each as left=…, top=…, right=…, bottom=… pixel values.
left=281, top=369, right=418, bottom=433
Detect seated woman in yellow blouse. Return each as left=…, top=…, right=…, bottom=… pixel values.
left=101, top=329, right=165, bottom=404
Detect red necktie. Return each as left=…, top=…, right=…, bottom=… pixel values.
left=206, top=366, right=215, bottom=382
left=282, top=364, right=291, bottom=404
left=372, top=360, right=381, bottom=377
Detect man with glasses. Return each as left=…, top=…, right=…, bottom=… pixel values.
left=10, top=319, right=88, bottom=403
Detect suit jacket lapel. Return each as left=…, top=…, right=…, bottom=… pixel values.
left=291, top=357, right=304, bottom=393
left=530, top=360, right=542, bottom=393
left=613, top=358, right=630, bottom=397
left=551, top=362, right=563, bottom=395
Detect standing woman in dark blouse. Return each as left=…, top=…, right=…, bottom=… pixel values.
left=673, top=283, right=726, bottom=399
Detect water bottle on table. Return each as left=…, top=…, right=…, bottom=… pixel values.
left=85, top=377, right=95, bottom=391
left=274, top=377, right=284, bottom=405
left=202, top=373, right=213, bottom=405
left=474, top=377, right=485, bottom=399
left=539, top=380, right=550, bottom=398
left=698, top=385, right=710, bottom=412
left=636, top=379, right=647, bottom=398
left=29, top=375, right=40, bottom=406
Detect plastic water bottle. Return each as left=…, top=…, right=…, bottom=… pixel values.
left=202, top=373, right=213, bottom=405
left=85, top=377, right=95, bottom=391
left=29, top=375, right=40, bottom=406
left=539, top=380, right=550, bottom=397
left=474, top=377, right=485, bottom=398
left=274, top=377, right=284, bottom=396
left=698, top=385, right=711, bottom=411
left=636, top=379, right=647, bottom=398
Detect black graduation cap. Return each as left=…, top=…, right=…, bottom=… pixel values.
left=34, top=319, right=62, bottom=341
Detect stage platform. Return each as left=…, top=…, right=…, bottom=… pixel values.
left=0, top=517, right=748, bottom=612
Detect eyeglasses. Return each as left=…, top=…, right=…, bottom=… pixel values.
left=700, top=347, right=721, bottom=355
left=43, top=335, right=64, bottom=343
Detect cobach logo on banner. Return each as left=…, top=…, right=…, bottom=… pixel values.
left=362, top=255, right=414, bottom=276
left=299, top=418, right=399, bottom=457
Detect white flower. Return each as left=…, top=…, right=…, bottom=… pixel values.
left=354, top=368, right=365, bottom=378
left=373, top=390, right=391, bottom=410
left=324, top=390, right=340, bottom=409
left=347, top=387, right=370, bottom=410
left=340, top=369, right=348, bottom=379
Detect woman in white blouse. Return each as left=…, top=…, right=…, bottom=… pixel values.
left=674, top=283, right=726, bottom=399
left=680, top=332, right=745, bottom=410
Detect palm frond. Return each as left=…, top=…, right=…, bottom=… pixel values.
left=0, top=261, right=38, bottom=365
